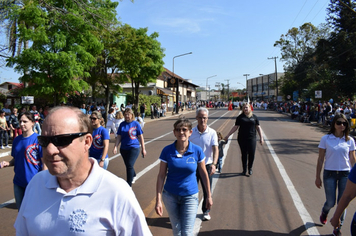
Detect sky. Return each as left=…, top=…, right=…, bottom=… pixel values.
left=0, top=0, right=330, bottom=90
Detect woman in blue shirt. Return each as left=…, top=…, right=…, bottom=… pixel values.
left=89, top=111, right=110, bottom=169
left=0, top=111, right=44, bottom=210
left=113, top=108, right=146, bottom=186
left=155, top=118, right=212, bottom=236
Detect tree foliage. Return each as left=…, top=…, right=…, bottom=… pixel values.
left=5, top=0, right=118, bottom=105
left=116, top=25, right=165, bottom=111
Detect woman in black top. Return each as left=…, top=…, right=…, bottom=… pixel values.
left=225, top=102, right=264, bottom=176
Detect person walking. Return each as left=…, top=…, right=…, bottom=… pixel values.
left=140, top=103, right=146, bottom=121
left=9, top=107, right=22, bottom=139
left=155, top=117, right=212, bottom=236
left=0, top=111, right=44, bottom=210
left=105, top=107, right=117, bottom=136
left=89, top=111, right=110, bottom=170
left=114, top=111, right=124, bottom=137
left=113, top=108, right=146, bottom=186
left=14, top=106, right=152, bottom=235
left=190, top=107, right=218, bottom=221
left=0, top=110, right=10, bottom=149
left=316, top=113, right=356, bottom=236
left=224, top=102, right=264, bottom=176
left=217, top=132, right=228, bottom=173
left=30, top=105, right=41, bottom=135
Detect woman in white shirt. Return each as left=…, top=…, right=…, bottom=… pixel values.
left=105, top=108, right=116, bottom=136
left=114, top=111, right=124, bottom=137
left=315, top=113, right=356, bottom=236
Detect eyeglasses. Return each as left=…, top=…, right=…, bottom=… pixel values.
left=175, top=128, right=189, bottom=132
left=197, top=117, right=208, bottom=120
left=90, top=117, right=97, bottom=120
left=336, top=121, right=348, bottom=126
left=38, top=132, right=89, bottom=147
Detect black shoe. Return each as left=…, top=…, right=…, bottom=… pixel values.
left=241, top=171, right=246, bottom=176
left=248, top=169, right=253, bottom=175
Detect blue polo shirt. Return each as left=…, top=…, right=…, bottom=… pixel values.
left=89, top=126, right=110, bottom=160
left=159, top=141, right=205, bottom=196
left=117, top=121, right=143, bottom=150
left=12, top=133, right=43, bottom=188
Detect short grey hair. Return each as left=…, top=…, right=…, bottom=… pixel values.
left=196, top=107, right=209, bottom=116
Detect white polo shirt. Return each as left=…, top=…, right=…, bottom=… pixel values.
left=318, top=134, right=356, bottom=171
left=15, top=158, right=152, bottom=236
left=190, top=126, right=218, bottom=165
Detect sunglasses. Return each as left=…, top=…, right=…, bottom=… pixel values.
left=38, top=132, right=89, bottom=147
left=175, top=128, right=189, bottom=132
left=90, top=117, right=98, bottom=120
left=335, top=121, right=348, bottom=126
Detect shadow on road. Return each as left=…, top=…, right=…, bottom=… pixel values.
left=197, top=223, right=328, bottom=235
left=146, top=217, right=171, bottom=230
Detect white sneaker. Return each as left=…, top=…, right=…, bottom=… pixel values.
left=132, top=176, right=137, bottom=184
left=0, top=146, right=4, bottom=149
left=203, top=212, right=211, bottom=221
left=5, top=145, right=11, bottom=148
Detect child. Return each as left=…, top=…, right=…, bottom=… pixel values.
left=217, top=132, right=228, bottom=173
left=114, top=111, right=124, bottom=137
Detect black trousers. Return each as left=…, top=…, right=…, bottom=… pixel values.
left=238, top=138, right=256, bottom=173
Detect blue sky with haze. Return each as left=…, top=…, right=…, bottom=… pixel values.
left=1, top=0, right=330, bottom=90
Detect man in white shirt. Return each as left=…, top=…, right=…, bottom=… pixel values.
left=189, top=107, right=218, bottom=221
left=14, top=106, right=152, bottom=236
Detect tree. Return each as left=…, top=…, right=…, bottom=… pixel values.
left=274, top=23, right=330, bottom=100
left=6, top=0, right=118, bottom=105
left=322, top=0, right=356, bottom=99
left=116, top=25, right=165, bottom=111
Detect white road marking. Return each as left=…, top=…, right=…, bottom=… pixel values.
left=261, top=129, right=320, bottom=235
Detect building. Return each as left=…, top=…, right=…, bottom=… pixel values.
left=121, top=68, right=198, bottom=108
left=197, top=90, right=221, bottom=101
left=247, top=72, right=284, bottom=102
left=0, top=82, right=23, bottom=106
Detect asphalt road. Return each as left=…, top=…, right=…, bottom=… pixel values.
left=1, top=108, right=356, bottom=236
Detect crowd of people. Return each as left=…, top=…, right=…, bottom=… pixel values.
left=2, top=98, right=356, bottom=235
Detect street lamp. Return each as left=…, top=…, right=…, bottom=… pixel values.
left=173, top=52, right=192, bottom=114
left=206, top=75, right=217, bottom=101
left=243, top=74, right=250, bottom=98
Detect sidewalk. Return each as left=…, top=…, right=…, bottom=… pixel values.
left=143, top=108, right=195, bottom=124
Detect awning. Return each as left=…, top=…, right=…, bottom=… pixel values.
left=157, top=87, right=174, bottom=96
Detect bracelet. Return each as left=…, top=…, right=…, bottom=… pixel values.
left=100, top=159, right=105, bottom=162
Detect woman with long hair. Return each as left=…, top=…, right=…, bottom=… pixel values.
left=316, top=113, right=355, bottom=236
left=155, top=117, right=212, bottom=235
left=114, top=111, right=124, bottom=137
left=113, top=108, right=146, bottom=186
left=0, top=112, right=44, bottom=210
left=224, top=102, right=264, bottom=176
left=89, top=111, right=110, bottom=169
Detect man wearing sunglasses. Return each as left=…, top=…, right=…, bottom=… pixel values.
left=14, top=106, right=152, bottom=236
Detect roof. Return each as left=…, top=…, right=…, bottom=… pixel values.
left=160, top=68, right=199, bottom=87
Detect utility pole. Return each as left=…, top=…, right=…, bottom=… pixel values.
left=268, top=57, right=278, bottom=99
left=243, top=74, right=250, bottom=99
left=225, top=79, right=230, bottom=101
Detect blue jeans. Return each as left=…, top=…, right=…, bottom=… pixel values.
left=120, top=147, right=140, bottom=186
left=162, top=190, right=199, bottom=236
left=33, top=122, right=41, bottom=135
left=141, top=113, right=145, bottom=121
left=14, top=184, right=26, bottom=211
left=0, top=129, right=8, bottom=146
left=322, top=170, right=349, bottom=225
left=96, top=158, right=109, bottom=170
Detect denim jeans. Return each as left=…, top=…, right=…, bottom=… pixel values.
left=141, top=113, right=145, bottom=121
left=162, top=190, right=199, bottom=236
left=322, top=170, right=349, bottom=225
left=33, top=122, right=41, bottom=135
left=0, top=129, right=8, bottom=146
left=120, top=147, right=140, bottom=186
left=96, top=158, right=109, bottom=170
left=14, top=184, right=26, bottom=211
left=196, top=164, right=212, bottom=213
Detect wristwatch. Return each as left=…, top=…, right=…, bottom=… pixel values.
left=100, top=159, right=105, bottom=162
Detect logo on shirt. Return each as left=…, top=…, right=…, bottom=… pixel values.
left=92, top=134, right=103, bottom=149
left=69, top=209, right=87, bottom=233
left=186, top=156, right=196, bottom=164
left=26, top=144, right=41, bottom=165
left=129, top=126, right=137, bottom=140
